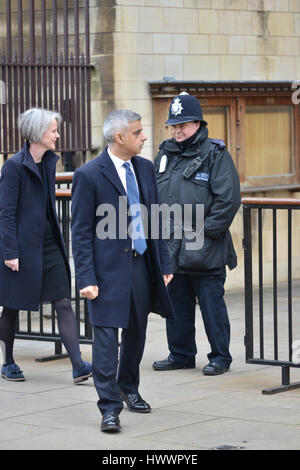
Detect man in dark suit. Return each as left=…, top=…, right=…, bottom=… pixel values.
left=71, top=110, right=174, bottom=433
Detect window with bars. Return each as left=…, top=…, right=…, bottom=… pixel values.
left=0, top=0, right=93, bottom=166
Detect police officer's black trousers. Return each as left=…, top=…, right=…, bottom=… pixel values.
left=166, top=273, right=232, bottom=369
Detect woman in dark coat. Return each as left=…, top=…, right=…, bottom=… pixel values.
left=0, top=108, right=92, bottom=383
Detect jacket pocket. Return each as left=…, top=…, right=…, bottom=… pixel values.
left=178, top=233, right=226, bottom=271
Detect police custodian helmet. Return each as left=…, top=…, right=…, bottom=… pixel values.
left=166, top=92, right=207, bottom=126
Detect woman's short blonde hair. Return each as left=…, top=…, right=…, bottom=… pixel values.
left=18, top=108, right=62, bottom=143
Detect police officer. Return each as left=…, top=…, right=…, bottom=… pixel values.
left=153, top=92, right=241, bottom=375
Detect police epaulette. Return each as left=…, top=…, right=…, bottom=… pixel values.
left=211, top=138, right=225, bottom=148
left=159, top=138, right=170, bottom=149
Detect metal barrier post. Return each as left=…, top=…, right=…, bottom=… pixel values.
left=242, top=197, right=300, bottom=394
left=35, top=340, right=69, bottom=363
left=262, top=365, right=300, bottom=394
left=243, top=203, right=254, bottom=361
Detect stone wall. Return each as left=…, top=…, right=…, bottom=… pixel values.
left=90, top=0, right=300, bottom=161
left=1, top=1, right=299, bottom=160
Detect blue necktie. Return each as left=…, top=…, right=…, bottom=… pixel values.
left=123, top=162, right=147, bottom=255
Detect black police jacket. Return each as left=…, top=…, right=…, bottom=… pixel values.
left=154, top=126, right=241, bottom=275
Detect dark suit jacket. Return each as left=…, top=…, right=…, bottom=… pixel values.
left=0, top=142, right=70, bottom=311
left=71, top=148, right=174, bottom=328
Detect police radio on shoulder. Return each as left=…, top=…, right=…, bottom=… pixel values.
left=183, top=153, right=209, bottom=179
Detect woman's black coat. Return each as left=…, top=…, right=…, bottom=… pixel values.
left=0, top=142, right=70, bottom=311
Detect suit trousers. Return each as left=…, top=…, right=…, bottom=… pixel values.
left=92, top=253, right=151, bottom=416
left=166, top=272, right=232, bottom=369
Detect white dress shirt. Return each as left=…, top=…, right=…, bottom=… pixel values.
left=107, top=148, right=138, bottom=193
left=107, top=148, right=141, bottom=248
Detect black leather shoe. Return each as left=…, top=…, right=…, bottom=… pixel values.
left=153, top=357, right=194, bottom=371
left=101, top=411, right=121, bottom=433
left=202, top=362, right=229, bottom=376
left=120, top=391, right=151, bottom=413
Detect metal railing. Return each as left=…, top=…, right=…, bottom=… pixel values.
left=243, top=197, right=300, bottom=394
left=15, top=180, right=93, bottom=362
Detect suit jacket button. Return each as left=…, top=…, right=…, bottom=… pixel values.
left=124, top=247, right=130, bottom=252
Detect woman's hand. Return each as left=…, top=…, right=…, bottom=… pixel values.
left=5, top=258, right=19, bottom=271
left=80, top=285, right=99, bottom=300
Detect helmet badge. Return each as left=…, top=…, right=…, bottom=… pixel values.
left=171, top=97, right=183, bottom=116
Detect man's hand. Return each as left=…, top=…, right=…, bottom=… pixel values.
left=5, top=258, right=19, bottom=271
left=80, top=285, right=99, bottom=300
left=163, top=274, right=173, bottom=286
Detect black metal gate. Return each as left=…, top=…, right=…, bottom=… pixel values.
left=243, top=197, right=300, bottom=394
left=0, top=0, right=93, bottom=163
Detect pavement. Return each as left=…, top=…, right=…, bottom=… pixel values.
left=0, top=283, right=300, bottom=453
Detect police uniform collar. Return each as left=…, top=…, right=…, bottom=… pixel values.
left=177, top=125, right=203, bottom=151
left=162, top=126, right=208, bottom=156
